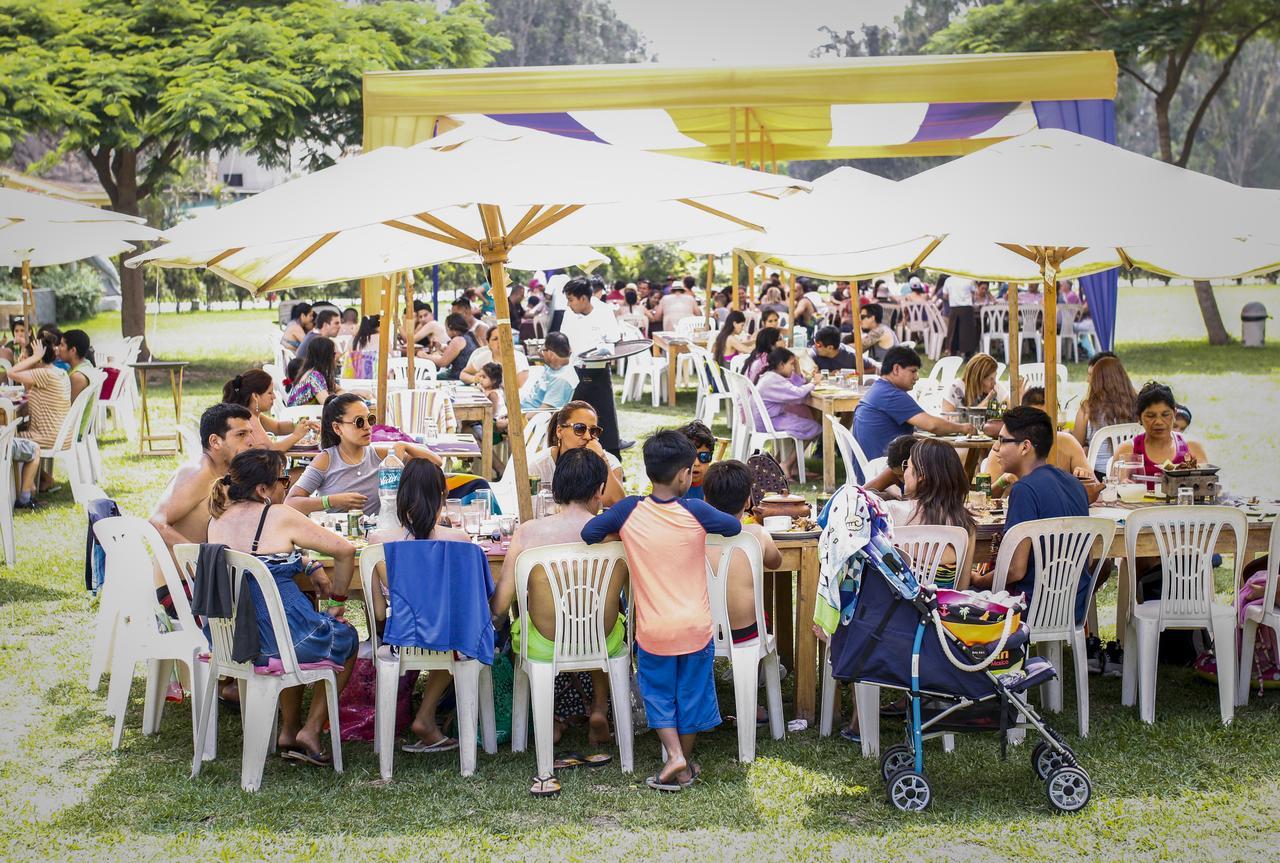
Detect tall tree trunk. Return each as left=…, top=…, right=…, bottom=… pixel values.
left=1194, top=280, right=1231, bottom=344
left=112, top=149, right=150, bottom=356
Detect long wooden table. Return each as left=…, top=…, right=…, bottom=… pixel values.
left=918, top=431, right=997, bottom=479
left=804, top=387, right=862, bottom=493
left=649, top=331, right=710, bottom=406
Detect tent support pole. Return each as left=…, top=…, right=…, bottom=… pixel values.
left=705, top=255, right=713, bottom=326
left=786, top=270, right=796, bottom=327
left=20, top=259, right=34, bottom=329
left=731, top=251, right=740, bottom=311
left=1008, top=280, right=1021, bottom=406
left=851, top=290, right=864, bottom=384
left=729, top=109, right=738, bottom=167
left=403, top=271, right=416, bottom=385
left=376, top=274, right=393, bottom=424
left=478, top=204, right=533, bottom=522
left=748, top=263, right=755, bottom=311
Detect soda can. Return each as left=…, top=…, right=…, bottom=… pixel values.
left=347, top=509, right=362, bottom=537
left=975, top=473, right=992, bottom=496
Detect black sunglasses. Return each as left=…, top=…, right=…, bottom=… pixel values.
left=276, top=474, right=291, bottom=488
left=560, top=422, right=602, bottom=439
left=339, top=413, right=378, bottom=430
left=696, top=451, right=713, bottom=463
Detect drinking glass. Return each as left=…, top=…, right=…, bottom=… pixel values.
left=498, top=515, right=518, bottom=539
left=1177, top=487, right=1195, bottom=507
left=471, top=489, right=493, bottom=521
left=444, top=499, right=465, bottom=529
left=462, top=508, right=482, bottom=536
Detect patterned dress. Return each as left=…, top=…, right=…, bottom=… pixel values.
left=21, top=366, right=70, bottom=449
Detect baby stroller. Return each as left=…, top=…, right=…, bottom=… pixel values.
left=828, top=534, right=1091, bottom=813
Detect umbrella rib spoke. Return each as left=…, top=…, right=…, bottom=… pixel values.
left=260, top=232, right=338, bottom=292
left=677, top=198, right=764, bottom=233
left=383, top=219, right=470, bottom=250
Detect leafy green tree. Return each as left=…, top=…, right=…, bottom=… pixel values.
left=929, top=0, right=1280, bottom=343
left=0, top=0, right=505, bottom=345
left=478, top=0, right=647, bottom=66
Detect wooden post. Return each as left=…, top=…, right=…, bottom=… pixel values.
left=729, top=108, right=738, bottom=167
left=478, top=204, right=534, bottom=522
left=1042, top=251, right=1060, bottom=443
left=744, top=110, right=753, bottom=170
left=786, top=270, right=796, bottom=327
left=1008, top=281, right=1021, bottom=406
left=20, top=259, right=35, bottom=329
left=704, top=254, right=714, bottom=326
left=402, top=271, right=416, bottom=386
left=731, top=251, right=740, bottom=311
left=375, top=274, right=393, bottom=423
left=748, top=263, right=755, bottom=310
left=851, top=295, right=865, bottom=384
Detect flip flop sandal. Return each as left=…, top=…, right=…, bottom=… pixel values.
left=645, top=772, right=683, bottom=793
left=839, top=728, right=862, bottom=744
left=402, top=737, right=460, bottom=754
left=553, top=751, right=613, bottom=770
left=530, top=775, right=561, bottom=797
left=678, top=763, right=702, bottom=788
left=281, top=746, right=332, bottom=767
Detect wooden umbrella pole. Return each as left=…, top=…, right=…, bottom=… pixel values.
left=704, top=254, right=714, bottom=325
left=851, top=293, right=865, bottom=384
left=731, top=251, right=740, bottom=311
left=748, top=262, right=755, bottom=310
left=20, top=259, right=35, bottom=329
left=479, top=206, right=533, bottom=522
left=1008, top=281, right=1021, bottom=406
left=1042, top=249, right=1060, bottom=438
left=402, top=271, right=416, bottom=385
left=786, top=270, right=796, bottom=327
left=376, top=273, right=393, bottom=424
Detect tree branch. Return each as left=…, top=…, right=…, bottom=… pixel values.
left=1176, top=18, right=1277, bottom=166
left=137, top=136, right=183, bottom=199
left=85, top=146, right=119, bottom=205
left=1119, top=63, right=1159, bottom=95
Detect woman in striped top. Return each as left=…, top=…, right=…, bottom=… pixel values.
left=8, top=332, right=70, bottom=506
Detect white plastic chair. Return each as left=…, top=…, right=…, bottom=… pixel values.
left=902, top=303, right=945, bottom=359
left=388, top=356, right=438, bottom=387
left=826, top=414, right=872, bottom=487
left=821, top=525, right=970, bottom=756
left=1017, top=306, right=1043, bottom=362
left=927, top=355, right=963, bottom=387
left=1085, top=423, right=1142, bottom=477
left=45, top=370, right=106, bottom=500
left=186, top=547, right=344, bottom=791
left=1121, top=506, right=1245, bottom=725
left=621, top=351, right=668, bottom=407
left=389, top=387, right=456, bottom=437
left=0, top=424, right=14, bottom=565
left=1018, top=363, right=1068, bottom=396
left=92, top=520, right=209, bottom=757
left=978, top=305, right=1009, bottom=360
left=97, top=337, right=142, bottom=437
left=992, top=517, right=1116, bottom=737
left=724, top=370, right=805, bottom=482
left=706, top=533, right=785, bottom=762
left=359, top=544, right=496, bottom=778
left=689, top=344, right=732, bottom=427
left=1056, top=303, right=1084, bottom=362
left=491, top=411, right=552, bottom=516
left=510, top=541, right=634, bottom=777
left=262, top=363, right=288, bottom=405
left=1238, top=516, right=1280, bottom=707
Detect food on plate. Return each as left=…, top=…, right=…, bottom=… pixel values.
left=1161, top=454, right=1199, bottom=471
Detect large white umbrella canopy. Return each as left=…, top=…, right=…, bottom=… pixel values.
left=132, top=118, right=806, bottom=520
left=1, top=187, right=158, bottom=267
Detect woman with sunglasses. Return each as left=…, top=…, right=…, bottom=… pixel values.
left=286, top=393, right=443, bottom=517
left=207, top=447, right=358, bottom=766
left=526, top=400, right=625, bottom=508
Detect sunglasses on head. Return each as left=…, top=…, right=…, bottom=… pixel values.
left=339, top=413, right=378, bottom=430
left=276, top=474, right=291, bottom=488
left=696, top=451, right=713, bottom=463
left=561, top=422, right=603, bottom=439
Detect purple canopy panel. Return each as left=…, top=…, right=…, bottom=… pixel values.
left=909, top=102, right=1020, bottom=144
left=485, top=112, right=606, bottom=143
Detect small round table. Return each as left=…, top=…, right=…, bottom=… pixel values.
left=129, top=360, right=189, bottom=456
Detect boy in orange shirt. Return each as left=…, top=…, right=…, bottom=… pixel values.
left=581, top=430, right=741, bottom=791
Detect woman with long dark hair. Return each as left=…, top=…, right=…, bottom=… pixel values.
left=883, top=438, right=975, bottom=588
left=712, top=310, right=752, bottom=366
left=8, top=331, right=69, bottom=506
left=1071, top=355, right=1138, bottom=475
left=743, top=326, right=782, bottom=383
left=223, top=369, right=317, bottom=451
left=285, top=336, right=337, bottom=407
left=348, top=313, right=381, bottom=378
left=281, top=302, right=314, bottom=352
left=207, top=447, right=358, bottom=765
left=57, top=329, right=96, bottom=403
left=366, top=459, right=473, bottom=753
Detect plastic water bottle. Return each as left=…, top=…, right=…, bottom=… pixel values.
left=377, top=451, right=404, bottom=528
left=792, top=326, right=808, bottom=349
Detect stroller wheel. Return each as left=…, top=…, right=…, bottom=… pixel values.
left=879, top=744, right=914, bottom=783
left=1031, top=740, right=1075, bottom=781
left=1045, top=766, right=1092, bottom=813
left=886, top=769, right=932, bottom=812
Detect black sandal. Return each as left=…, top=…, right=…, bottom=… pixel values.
left=530, top=774, right=561, bottom=797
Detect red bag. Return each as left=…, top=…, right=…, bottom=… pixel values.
left=100, top=365, right=121, bottom=401
left=336, top=657, right=419, bottom=742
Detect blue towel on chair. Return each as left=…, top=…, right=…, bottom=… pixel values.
left=382, top=540, right=495, bottom=665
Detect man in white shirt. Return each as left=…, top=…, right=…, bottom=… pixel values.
left=941, top=274, right=978, bottom=358
left=561, top=277, right=625, bottom=457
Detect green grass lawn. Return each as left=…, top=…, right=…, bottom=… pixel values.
left=4, top=301, right=1280, bottom=860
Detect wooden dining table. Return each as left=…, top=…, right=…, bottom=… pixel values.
left=804, top=386, right=863, bottom=493
left=649, top=330, right=710, bottom=406
left=916, top=431, right=997, bottom=479
left=312, top=531, right=828, bottom=723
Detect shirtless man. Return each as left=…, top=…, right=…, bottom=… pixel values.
left=490, top=447, right=627, bottom=750
left=412, top=300, right=447, bottom=352
left=149, top=403, right=254, bottom=554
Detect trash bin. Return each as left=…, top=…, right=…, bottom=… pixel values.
left=1242, top=301, right=1269, bottom=347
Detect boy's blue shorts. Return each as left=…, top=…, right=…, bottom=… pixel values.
left=636, top=639, right=721, bottom=735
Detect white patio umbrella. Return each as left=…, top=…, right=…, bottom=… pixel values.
left=2, top=187, right=158, bottom=325
left=132, top=118, right=807, bottom=519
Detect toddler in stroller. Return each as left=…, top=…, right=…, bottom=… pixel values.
left=816, top=487, right=1091, bottom=813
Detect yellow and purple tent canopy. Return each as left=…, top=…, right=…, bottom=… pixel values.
left=363, top=52, right=1124, bottom=346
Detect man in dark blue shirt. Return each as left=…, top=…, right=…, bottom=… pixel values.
left=972, top=406, right=1092, bottom=620
left=851, top=346, right=975, bottom=462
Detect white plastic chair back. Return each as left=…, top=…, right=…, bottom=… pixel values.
left=492, top=411, right=552, bottom=513
left=390, top=388, right=455, bottom=436
left=333, top=334, right=353, bottom=356
left=178, top=425, right=203, bottom=459
left=981, top=304, right=1008, bottom=338
left=705, top=533, right=768, bottom=654
left=49, top=371, right=101, bottom=455
left=1125, top=506, right=1246, bottom=625
left=618, top=320, right=645, bottom=340
left=0, top=424, right=14, bottom=564
left=0, top=397, right=16, bottom=428
left=514, top=541, right=628, bottom=674
left=675, top=316, right=709, bottom=337
left=729, top=353, right=748, bottom=375
left=826, top=414, right=872, bottom=485
left=928, top=355, right=963, bottom=386
left=207, top=550, right=301, bottom=678
left=1085, top=423, right=1142, bottom=475
left=743, top=309, right=761, bottom=334
left=993, top=517, right=1116, bottom=639
left=890, top=525, right=971, bottom=586
left=359, top=544, right=452, bottom=662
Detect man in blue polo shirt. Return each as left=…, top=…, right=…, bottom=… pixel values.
left=851, top=346, right=975, bottom=465
left=970, top=406, right=1092, bottom=621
